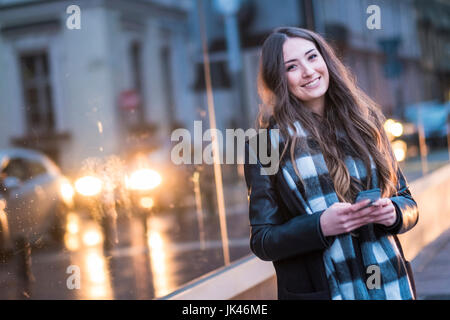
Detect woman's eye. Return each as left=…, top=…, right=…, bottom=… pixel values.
left=286, top=65, right=296, bottom=71
left=308, top=54, right=317, bottom=60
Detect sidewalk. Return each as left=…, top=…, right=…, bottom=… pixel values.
left=411, top=227, right=450, bottom=300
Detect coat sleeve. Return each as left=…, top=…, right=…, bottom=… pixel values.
left=244, top=142, right=331, bottom=262
left=378, top=166, right=419, bottom=235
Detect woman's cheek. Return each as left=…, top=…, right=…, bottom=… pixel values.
left=287, top=75, right=299, bottom=93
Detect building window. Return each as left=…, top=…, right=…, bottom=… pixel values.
left=193, top=60, right=231, bottom=91
left=19, top=51, right=55, bottom=134
left=160, top=45, right=177, bottom=127
left=131, top=42, right=142, bottom=94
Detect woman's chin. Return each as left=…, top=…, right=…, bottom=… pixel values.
left=303, top=92, right=326, bottom=102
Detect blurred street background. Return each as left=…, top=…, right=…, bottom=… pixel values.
left=0, top=0, right=449, bottom=299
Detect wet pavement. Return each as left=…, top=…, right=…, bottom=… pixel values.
left=0, top=200, right=252, bottom=299
left=412, top=227, right=450, bottom=300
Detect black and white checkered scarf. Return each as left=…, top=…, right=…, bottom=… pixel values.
left=270, top=120, right=414, bottom=300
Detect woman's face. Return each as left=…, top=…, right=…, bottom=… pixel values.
left=283, top=37, right=329, bottom=112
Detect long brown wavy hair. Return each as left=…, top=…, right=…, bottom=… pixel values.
left=257, top=27, right=399, bottom=202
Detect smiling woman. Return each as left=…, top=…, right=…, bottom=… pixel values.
left=246, top=27, right=419, bottom=300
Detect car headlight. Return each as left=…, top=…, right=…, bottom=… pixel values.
left=392, top=140, right=407, bottom=162
left=75, top=176, right=103, bottom=196
left=125, top=169, right=162, bottom=191
left=390, top=122, right=403, bottom=137
left=384, top=119, right=404, bottom=139
left=60, top=180, right=75, bottom=206
left=139, top=196, right=154, bottom=209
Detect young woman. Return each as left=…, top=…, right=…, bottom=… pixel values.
left=244, top=27, right=419, bottom=300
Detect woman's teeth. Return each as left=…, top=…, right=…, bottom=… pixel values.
left=303, top=77, right=320, bottom=88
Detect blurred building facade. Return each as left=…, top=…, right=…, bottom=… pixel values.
left=0, top=0, right=197, bottom=174
left=196, top=0, right=449, bottom=128
left=0, top=0, right=449, bottom=174
left=414, top=0, right=450, bottom=102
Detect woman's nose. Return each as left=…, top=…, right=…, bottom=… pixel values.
left=301, top=65, right=315, bottom=78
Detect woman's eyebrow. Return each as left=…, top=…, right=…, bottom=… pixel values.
left=284, top=48, right=316, bottom=64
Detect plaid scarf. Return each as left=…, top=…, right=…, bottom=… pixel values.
left=270, top=121, right=414, bottom=300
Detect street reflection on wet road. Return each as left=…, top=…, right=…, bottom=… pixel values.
left=147, top=229, right=170, bottom=297
left=0, top=203, right=251, bottom=299
left=65, top=216, right=113, bottom=299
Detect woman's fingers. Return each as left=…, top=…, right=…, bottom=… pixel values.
left=345, top=209, right=378, bottom=231
left=349, top=198, right=392, bottom=217
left=376, top=217, right=394, bottom=224
left=344, top=216, right=373, bottom=233
left=331, top=197, right=397, bottom=234
left=372, top=209, right=396, bottom=225
left=346, top=199, right=371, bottom=214
left=368, top=200, right=396, bottom=217
left=359, top=203, right=396, bottom=226
left=324, top=199, right=395, bottom=236
left=374, top=213, right=397, bottom=226
left=346, top=204, right=379, bottom=224
left=372, top=198, right=391, bottom=207
left=371, top=206, right=394, bottom=216
left=345, top=211, right=385, bottom=229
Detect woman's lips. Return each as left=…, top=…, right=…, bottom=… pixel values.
left=301, top=76, right=321, bottom=88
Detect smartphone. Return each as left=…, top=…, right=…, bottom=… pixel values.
left=355, top=188, right=381, bottom=209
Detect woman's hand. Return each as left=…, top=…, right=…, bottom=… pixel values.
left=369, top=198, right=397, bottom=227
left=320, top=198, right=397, bottom=237
left=320, top=199, right=373, bottom=237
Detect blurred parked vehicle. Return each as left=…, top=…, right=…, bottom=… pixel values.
left=0, top=148, right=74, bottom=252
left=72, top=144, right=193, bottom=224
left=384, top=118, right=420, bottom=160
left=71, top=154, right=162, bottom=219
left=71, top=150, right=168, bottom=248
left=124, top=145, right=191, bottom=214
left=404, top=100, right=450, bottom=148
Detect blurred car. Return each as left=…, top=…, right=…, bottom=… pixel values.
left=71, top=141, right=193, bottom=222
left=404, top=100, right=450, bottom=148
left=0, top=148, right=74, bottom=252
left=123, top=144, right=193, bottom=214
left=71, top=152, right=163, bottom=223
left=384, top=118, right=420, bottom=160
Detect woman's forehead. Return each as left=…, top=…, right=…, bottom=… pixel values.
left=283, top=37, right=316, bottom=62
